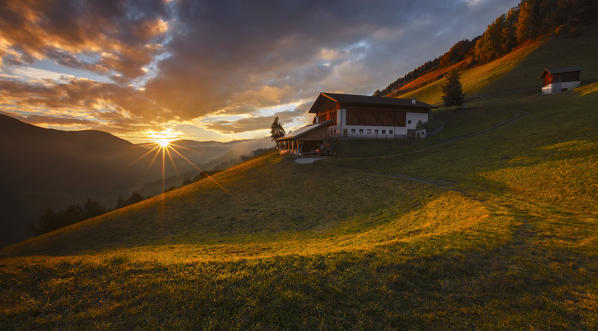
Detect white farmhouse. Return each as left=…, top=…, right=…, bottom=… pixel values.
left=277, top=92, right=434, bottom=155
left=541, top=66, right=582, bottom=95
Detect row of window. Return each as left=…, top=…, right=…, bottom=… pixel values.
left=350, top=129, right=394, bottom=135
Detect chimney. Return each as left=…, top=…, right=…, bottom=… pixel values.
left=411, top=98, right=417, bottom=105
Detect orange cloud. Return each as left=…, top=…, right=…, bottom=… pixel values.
left=0, top=0, right=169, bottom=81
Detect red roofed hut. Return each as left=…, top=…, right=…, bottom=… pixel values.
left=541, top=66, right=582, bottom=95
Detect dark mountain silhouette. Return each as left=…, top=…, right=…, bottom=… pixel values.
left=0, top=114, right=272, bottom=247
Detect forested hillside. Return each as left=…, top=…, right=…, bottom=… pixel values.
left=375, top=0, right=598, bottom=97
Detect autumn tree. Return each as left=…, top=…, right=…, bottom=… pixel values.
left=270, top=116, right=285, bottom=141
left=516, top=0, right=540, bottom=43
left=442, top=70, right=465, bottom=109
left=501, top=7, right=519, bottom=52
left=438, top=39, right=475, bottom=68
left=474, top=15, right=508, bottom=63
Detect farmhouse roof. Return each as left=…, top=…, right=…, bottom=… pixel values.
left=541, top=66, right=582, bottom=78
left=308, top=92, right=433, bottom=113
left=277, top=120, right=332, bottom=140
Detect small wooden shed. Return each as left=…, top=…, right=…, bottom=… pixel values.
left=540, top=66, right=582, bottom=95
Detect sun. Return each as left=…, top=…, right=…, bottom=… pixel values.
left=156, top=139, right=170, bottom=148
left=147, top=129, right=178, bottom=148
left=135, top=128, right=232, bottom=197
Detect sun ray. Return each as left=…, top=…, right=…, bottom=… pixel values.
left=162, top=146, right=165, bottom=193
left=168, top=142, right=201, bottom=153
left=129, top=144, right=160, bottom=167
left=169, top=146, right=232, bottom=195
left=147, top=145, right=162, bottom=171
left=164, top=145, right=181, bottom=179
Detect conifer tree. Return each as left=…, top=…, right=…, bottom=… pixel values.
left=442, top=70, right=465, bottom=109
left=270, top=116, right=285, bottom=141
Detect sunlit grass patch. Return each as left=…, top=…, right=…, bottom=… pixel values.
left=577, top=81, right=598, bottom=96
left=540, top=140, right=598, bottom=153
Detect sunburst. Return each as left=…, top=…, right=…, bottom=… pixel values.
left=131, top=130, right=232, bottom=203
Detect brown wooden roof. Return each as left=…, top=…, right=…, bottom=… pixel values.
left=540, top=66, right=582, bottom=79
left=277, top=120, right=332, bottom=140
left=308, top=92, right=433, bottom=113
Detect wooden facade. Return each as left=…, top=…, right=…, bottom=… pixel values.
left=540, top=67, right=582, bottom=95
left=542, top=70, right=581, bottom=86
left=346, top=107, right=406, bottom=126
left=277, top=92, right=434, bottom=155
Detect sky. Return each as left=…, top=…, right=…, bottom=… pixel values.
left=0, top=0, right=518, bottom=143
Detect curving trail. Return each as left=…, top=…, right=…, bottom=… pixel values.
left=344, top=109, right=529, bottom=197
left=340, top=109, right=529, bottom=162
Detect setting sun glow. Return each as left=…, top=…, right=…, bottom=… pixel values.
left=156, top=139, right=170, bottom=148
left=137, top=128, right=231, bottom=197
left=147, top=129, right=178, bottom=148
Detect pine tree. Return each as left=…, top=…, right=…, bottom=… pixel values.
left=270, top=116, right=285, bottom=141
left=442, top=70, right=465, bottom=109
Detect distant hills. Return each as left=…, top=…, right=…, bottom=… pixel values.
left=0, top=113, right=272, bottom=247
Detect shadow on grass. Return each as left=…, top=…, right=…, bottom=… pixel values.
left=1, top=217, right=596, bottom=329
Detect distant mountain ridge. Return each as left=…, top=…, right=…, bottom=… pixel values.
left=0, top=113, right=273, bottom=247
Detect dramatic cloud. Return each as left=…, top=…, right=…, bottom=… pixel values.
left=0, top=78, right=169, bottom=135
left=0, top=0, right=518, bottom=141
left=0, top=0, right=169, bottom=81
left=204, top=102, right=311, bottom=134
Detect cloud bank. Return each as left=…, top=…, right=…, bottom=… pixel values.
left=0, top=0, right=518, bottom=141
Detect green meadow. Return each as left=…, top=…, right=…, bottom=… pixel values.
left=1, top=31, right=597, bottom=329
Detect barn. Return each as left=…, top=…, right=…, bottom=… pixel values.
left=277, top=92, right=433, bottom=155
left=541, top=66, right=582, bottom=95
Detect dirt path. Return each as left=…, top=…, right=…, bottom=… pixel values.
left=348, top=109, right=529, bottom=198
left=439, top=109, right=528, bottom=145
left=340, top=110, right=529, bottom=162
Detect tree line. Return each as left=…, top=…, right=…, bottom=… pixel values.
left=375, top=0, right=598, bottom=97
left=29, top=192, right=144, bottom=235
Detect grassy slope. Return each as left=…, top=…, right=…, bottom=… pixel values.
left=1, top=31, right=598, bottom=329
left=388, top=61, right=462, bottom=97
left=399, top=39, right=543, bottom=104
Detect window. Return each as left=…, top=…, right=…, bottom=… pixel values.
left=389, top=130, right=393, bottom=134
left=382, top=130, right=386, bottom=134
left=374, top=129, right=379, bottom=134
left=359, top=129, right=364, bottom=134
left=408, top=120, right=412, bottom=124
left=343, top=129, right=347, bottom=136
left=366, top=129, right=371, bottom=134
left=351, top=129, right=356, bottom=134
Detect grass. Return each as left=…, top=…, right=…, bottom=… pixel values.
left=398, top=39, right=543, bottom=104
left=1, top=30, right=598, bottom=329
